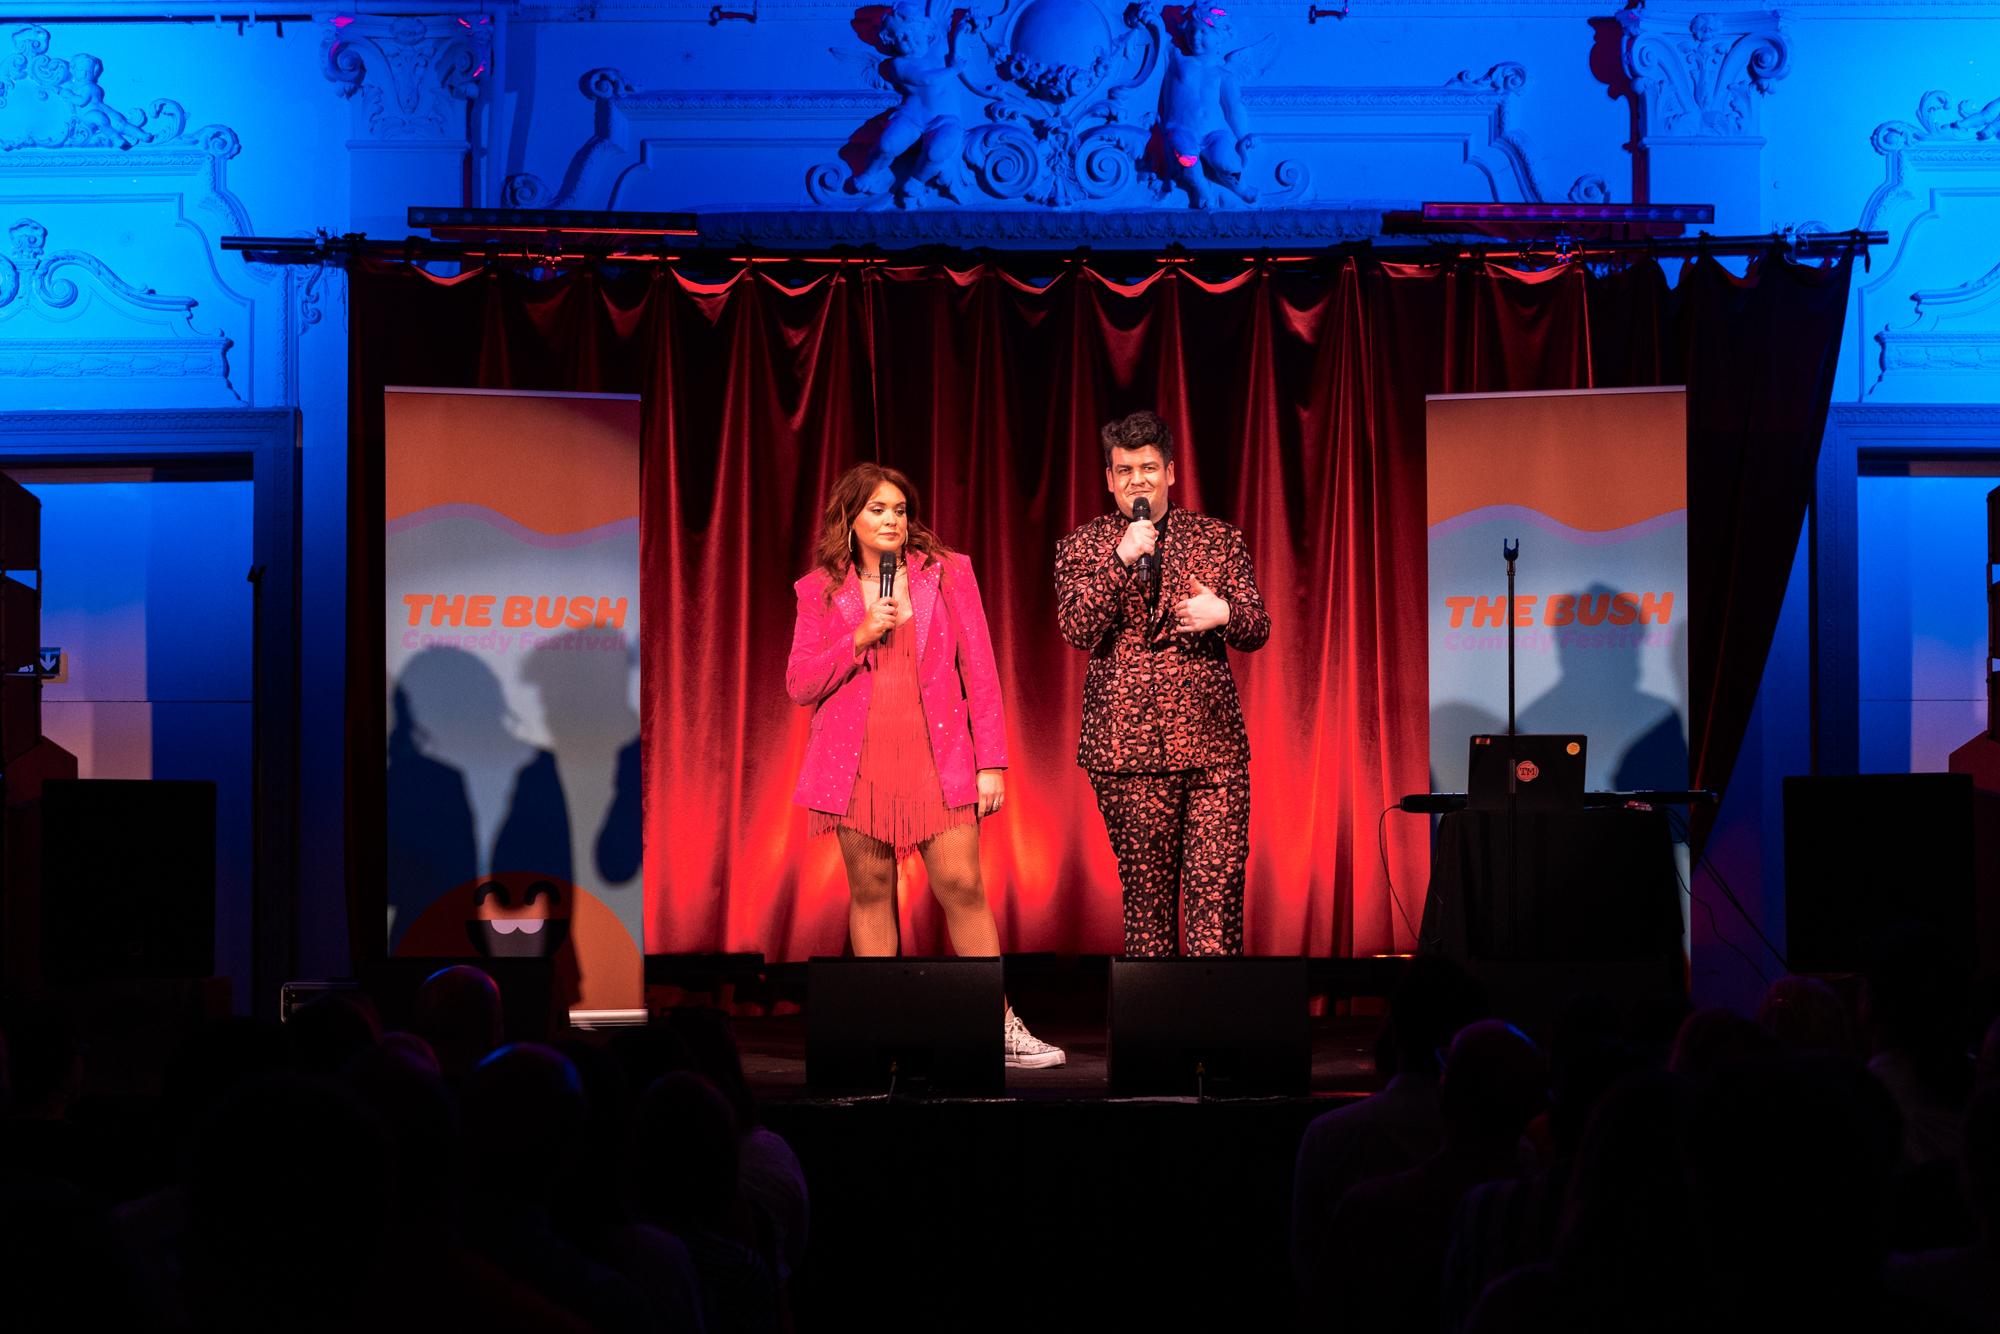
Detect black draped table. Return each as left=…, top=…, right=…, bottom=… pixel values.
left=1416, top=806, right=1685, bottom=963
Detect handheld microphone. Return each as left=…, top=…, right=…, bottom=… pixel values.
left=878, top=550, right=897, bottom=647
left=1131, top=497, right=1155, bottom=583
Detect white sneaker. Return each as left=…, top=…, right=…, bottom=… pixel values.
left=1004, top=1006, right=1066, bottom=1069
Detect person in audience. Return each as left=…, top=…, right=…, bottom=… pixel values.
left=183, top=1072, right=396, bottom=1331
left=1865, top=920, right=1976, bottom=1167
left=1312, top=1019, right=1546, bottom=1334
left=554, top=1036, right=706, bottom=1334
left=114, top=1016, right=291, bottom=1321
left=0, top=992, right=91, bottom=1198
left=1866, top=921, right=1979, bottom=1249
left=459, top=1042, right=657, bottom=1332
left=0, top=1176, right=157, bottom=1330
left=1887, top=1081, right=2000, bottom=1331
left=1291, top=958, right=1487, bottom=1303
left=412, top=963, right=505, bottom=1083
left=669, top=1007, right=810, bottom=1289
left=0, top=991, right=82, bottom=1123
left=632, top=1071, right=783, bottom=1334
left=348, top=1035, right=598, bottom=1333
left=287, top=989, right=382, bottom=1075
left=1691, top=1050, right=1906, bottom=1330
left=1757, top=973, right=1856, bottom=1057
left=1466, top=1071, right=1700, bottom=1334
left=1666, top=1005, right=1777, bottom=1077
left=1438, top=994, right=1646, bottom=1332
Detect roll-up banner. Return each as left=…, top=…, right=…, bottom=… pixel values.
left=384, top=387, right=644, bottom=1014
left=1427, top=387, right=1690, bottom=796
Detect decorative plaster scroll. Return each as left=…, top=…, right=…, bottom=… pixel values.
left=0, top=217, right=239, bottom=402
left=1569, top=174, right=1610, bottom=204
left=321, top=13, right=492, bottom=140
left=1875, top=263, right=2000, bottom=379
left=1871, top=90, right=2000, bottom=151
left=0, top=218, right=197, bottom=316
left=1446, top=62, right=1527, bottom=97
left=0, top=25, right=240, bottom=155
left=298, top=259, right=331, bottom=336
left=1617, top=9, right=1790, bottom=139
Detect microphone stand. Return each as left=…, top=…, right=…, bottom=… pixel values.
left=1504, top=538, right=1519, bottom=737
left=1502, top=538, right=1520, bottom=949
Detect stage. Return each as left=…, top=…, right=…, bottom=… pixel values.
left=691, top=966, right=1384, bottom=1328
left=757, top=1027, right=1376, bottom=1329
left=736, top=1012, right=1381, bottom=1101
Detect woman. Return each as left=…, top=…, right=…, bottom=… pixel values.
left=786, top=463, right=1063, bottom=1069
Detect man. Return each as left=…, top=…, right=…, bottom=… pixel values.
left=1055, top=410, right=1270, bottom=956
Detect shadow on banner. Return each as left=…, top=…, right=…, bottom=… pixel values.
left=383, top=387, right=644, bottom=1013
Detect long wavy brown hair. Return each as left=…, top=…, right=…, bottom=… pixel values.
left=813, top=462, right=953, bottom=586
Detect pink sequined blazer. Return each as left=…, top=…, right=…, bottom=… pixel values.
left=786, top=551, right=1009, bottom=815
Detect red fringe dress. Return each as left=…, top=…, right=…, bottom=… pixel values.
left=809, top=614, right=976, bottom=855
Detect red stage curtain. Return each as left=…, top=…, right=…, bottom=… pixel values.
left=345, top=251, right=1850, bottom=967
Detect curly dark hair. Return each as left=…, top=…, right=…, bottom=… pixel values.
left=1100, top=410, right=1174, bottom=469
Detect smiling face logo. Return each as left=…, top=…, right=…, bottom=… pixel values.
left=1514, top=760, right=1541, bottom=784
left=467, top=877, right=573, bottom=958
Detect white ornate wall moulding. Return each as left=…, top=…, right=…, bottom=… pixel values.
left=1612, top=9, right=1790, bottom=232
left=321, top=12, right=494, bottom=141
left=1616, top=8, right=1791, bottom=140
left=0, top=24, right=246, bottom=171
left=0, top=24, right=264, bottom=407
left=503, top=0, right=1592, bottom=244
left=0, top=218, right=241, bottom=402
left=1876, top=264, right=2000, bottom=378
left=1858, top=90, right=2000, bottom=402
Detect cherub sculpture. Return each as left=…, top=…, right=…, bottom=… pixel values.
left=842, top=3, right=967, bottom=206
left=59, top=53, right=154, bottom=148
left=1156, top=5, right=1273, bottom=208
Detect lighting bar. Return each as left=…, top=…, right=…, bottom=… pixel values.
left=221, top=229, right=1885, bottom=268
left=408, top=207, right=700, bottom=237
left=1422, top=202, right=1715, bottom=225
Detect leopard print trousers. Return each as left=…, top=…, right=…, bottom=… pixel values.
left=1088, top=765, right=1250, bottom=957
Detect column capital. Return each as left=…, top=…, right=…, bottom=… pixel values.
left=1618, top=8, right=1792, bottom=142
left=320, top=12, right=493, bottom=141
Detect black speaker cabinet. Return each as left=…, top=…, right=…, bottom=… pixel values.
left=1109, top=957, right=1309, bottom=1097
left=40, top=778, right=216, bottom=981
left=1986, top=482, right=1999, bottom=565
left=0, top=673, right=39, bottom=765
left=806, top=957, right=1003, bottom=1095
left=0, top=472, right=37, bottom=573
left=1784, top=773, right=1979, bottom=975
left=0, top=574, right=36, bottom=675
left=1987, top=579, right=1998, bottom=662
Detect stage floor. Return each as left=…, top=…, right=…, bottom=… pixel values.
left=733, top=1011, right=1384, bottom=1101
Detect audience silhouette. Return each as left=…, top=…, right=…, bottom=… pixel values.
left=5, top=929, right=1998, bottom=1333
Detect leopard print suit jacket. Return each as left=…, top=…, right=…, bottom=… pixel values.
left=1055, top=508, right=1272, bottom=773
